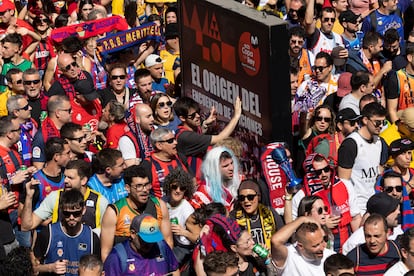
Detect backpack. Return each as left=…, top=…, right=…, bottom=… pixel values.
left=306, top=133, right=338, bottom=166
left=114, top=241, right=168, bottom=273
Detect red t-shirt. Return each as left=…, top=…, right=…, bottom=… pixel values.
left=71, top=99, right=102, bottom=131
left=106, top=122, right=129, bottom=149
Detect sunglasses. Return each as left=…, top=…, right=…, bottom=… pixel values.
left=289, top=8, right=298, bottom=14
left=187, top=109, right=200, bottom=120
left=67, top=135, right=87, bottom=143
left=314, top=165, right=330, bottom=176
left=62, top=210, right=83, bottom=218
left=0, top=10, right=9, bottom=16
left=111, top=75, right=126, bottom=80
left=290, top=39, right=304, bottom=45
left=317, top=206, right=329, bottom=215
left=323, top=17, right=335, bottom=23
left=238, top=193, right=258, bottom=202
left=11, top=128, right=22, bottom=133
left=171, top=184, right=186, bottom=191
left=23, top=79, right=41, bottom=85
left=347, top=120, right=357, bottom=126
left=384, top=186, right=403, bottom=193
left=14, top=79, right=23, bottom=84
left=315, top=116, right=331, bottom=123
left=62, top=61, right=78, bottom=72
left=312, top=65, right=329, bottom=72
left=159, top=137, right=176, bottom=144
left=18, top=104, right=30, bottom=111
left=37, top=18, right=49, bottom=24
left=369, top=118, right=386, bottom=128
left=158, top=101, right=173, bottom=108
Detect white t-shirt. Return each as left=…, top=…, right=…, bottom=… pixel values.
left=167, top=199, right=194, bottom=246
left=271, top=244, right=335, bottom=276
left=118, top=135, right=138, bottom=161
left=342, top=225, right=403, bottom=255
left=384, top=261, right=408, bottom=276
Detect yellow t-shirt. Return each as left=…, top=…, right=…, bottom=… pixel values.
left=0, top=89, right=12, bottom=117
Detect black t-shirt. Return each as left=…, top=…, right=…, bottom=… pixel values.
left=176, top=130, right=211, bottom=157
left=28, top=97, right=42, bottom=127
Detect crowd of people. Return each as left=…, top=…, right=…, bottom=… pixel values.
left=1, top=0, right=414, bottom=275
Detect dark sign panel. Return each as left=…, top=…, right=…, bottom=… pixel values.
left=180, top=0, right=292, bottom=178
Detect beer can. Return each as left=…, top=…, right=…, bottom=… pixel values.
left=253, top=244, right=269, bottom=259
left=170, top=217, right=179, bottom=225
left=40, top=111, right=47, bottom=122
left=20, top=165, right=27, bottom=171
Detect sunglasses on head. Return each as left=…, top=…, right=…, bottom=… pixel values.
left=323, top=17, right=335, bottom=23
left=62, top=61, right=78, bottom=72
left=315, top=116, right=331, bottom=123
left=238, top=193, right=257, bottom=202
left=158, top=101, right=173, bottom=108
left=384, top=186, right=403, bottom=193
left=187, top=109, right=200, bottom=120
left=111, top=75, right=126, bottom=80
left=171, top=184, right=186, bottom=191
left=67, top=135, right=87, bottom=143
left=159, top=137, right=176, bottom=144
left=62, top=209, right=83, bottom=218
left=317, top=206, right=329, bottom=215
left=23, top=79, right=41, bottom=85
left=314, top=165, right=330, bottom=176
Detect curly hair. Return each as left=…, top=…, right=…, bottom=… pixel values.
left=164, top=167, right=195, bottom=198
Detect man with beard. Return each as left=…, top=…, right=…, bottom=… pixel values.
left=60, top=123, right=93, bottom=162
left=119, top=103, right=154, bottom=167
left=339, top=10, right=363, bottom=51
left=23, top=68, right=43, bottom=127
left=292, top=153, right=361, bottom=251
left=385, top=44, right=414, bottom=123
left=342, top=190, right=403, bottom=254
left=383, top=28, right=407, bottom=71
left=338, top=102, right=388, bottom=213
left=346, top=213, right=401, bottom=274
left=270, top=217, right=335, bottom=275
left=87, top=148, right=128, bottom=204
left=288, top=26, right=315, bottom=86
left=103, top=214, right=179, bottom=275
left=346, top=32, right=392, bottom=92
left=100, top=165, right=173, bottom=262
left=32, top=189, right=100, bottom=275
left=143, top=128, right=190, bottom=198
left=129, top=69, right=155, bottom=106
left=21, top=160, right=108, bottom=233
left=304, top=0, right=348, bottom=57
left=335, top=108, right=360, bottom=144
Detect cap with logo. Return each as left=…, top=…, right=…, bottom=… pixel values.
left=130, top=214, right=163, bottom=243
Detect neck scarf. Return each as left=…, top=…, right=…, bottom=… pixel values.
left=41, top=117, right=60, bottom=143
left=235, top=204, right=276, bottom=249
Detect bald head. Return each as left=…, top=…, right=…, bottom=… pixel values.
left=135, top=104, right=154, bottom=134
left=58, top=53, right=80, bottom=79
